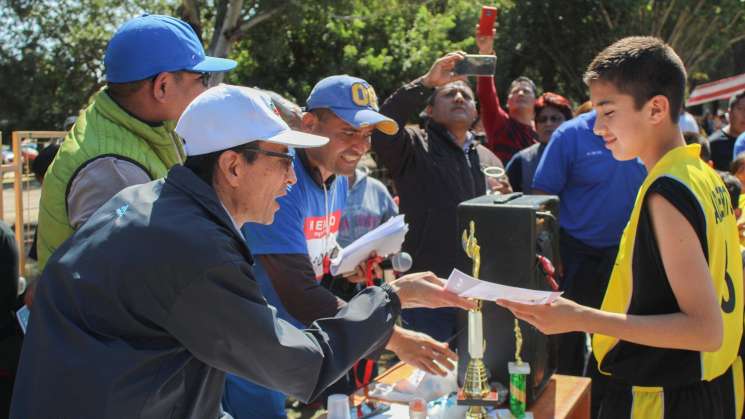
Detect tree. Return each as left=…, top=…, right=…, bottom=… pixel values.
left=0, top=0, right=175, bottom=139
left=495, top=0, right=745, bottom=103
left=224, top=0, right=490, bottom=111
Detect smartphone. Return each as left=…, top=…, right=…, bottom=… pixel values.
left=478, top=6, right=499, bottom=36
left=454, top=55, right=497, bottom=76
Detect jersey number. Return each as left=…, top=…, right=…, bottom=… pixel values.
left=722, top=243, right=736, bottom=314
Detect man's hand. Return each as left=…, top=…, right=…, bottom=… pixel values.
left=496, top=297, right=584, bottom=335
left=387, top=326, right=457, bottom=376
left=344, top=251, right=382, bottom=284
left=487, top=176, right=512, bottom=194
left=390, top=271, right=476, bottom=310
left=475, top=25, right=496, bottom=55
left=420, top=52, right=468, bottom=89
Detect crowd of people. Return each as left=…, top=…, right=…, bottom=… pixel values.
left=1, top=11, right=744, bottom=419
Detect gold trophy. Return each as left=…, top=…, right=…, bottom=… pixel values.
left=460, top=221, right=492, bottom=419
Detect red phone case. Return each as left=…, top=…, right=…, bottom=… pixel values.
left=478, top=6, right=498, bottom=36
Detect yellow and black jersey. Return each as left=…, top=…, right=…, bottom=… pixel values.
left=593, top=144, right=743, bottom=386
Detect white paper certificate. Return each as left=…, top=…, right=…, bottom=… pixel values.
left=445, top=269, right=562, bottom=305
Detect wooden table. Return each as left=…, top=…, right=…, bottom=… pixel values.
left=354, top=363, right=591, bottom=419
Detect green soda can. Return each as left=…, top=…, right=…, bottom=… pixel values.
left=508, top=361, right=531, bottom=419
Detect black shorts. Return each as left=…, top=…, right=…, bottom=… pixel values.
left=598, top=358, right=743, bottom=419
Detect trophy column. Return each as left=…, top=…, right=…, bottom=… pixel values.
left=460, top=221, right=492, bottom=419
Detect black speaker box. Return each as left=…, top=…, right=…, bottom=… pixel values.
left=456, top=193, right=560, bottom=404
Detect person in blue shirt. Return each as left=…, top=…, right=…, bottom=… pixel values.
left=223, top=76, right=459, bottom=419
left=532, top=110, right=646, bottom=415
left=338, top=166, right=398, bottom=248
left=731, top=130, right=745, bottom=162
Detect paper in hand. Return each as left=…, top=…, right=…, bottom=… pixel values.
left=330, top=215, right=408, bottom=276
left=446, top=269, right=562, bottom=305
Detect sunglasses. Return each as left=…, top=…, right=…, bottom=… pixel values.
left=149, top=71, right=213, bottom=88
left=191, top=72, right=212, bottom=88
left=536, top=114, right=565, bottom=124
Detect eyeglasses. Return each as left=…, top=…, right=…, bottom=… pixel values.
left=241, top=147, right=294, bottom=173
left=536, top=114, right=565, bottom=124
left=246, top=148, right=294, bottom=162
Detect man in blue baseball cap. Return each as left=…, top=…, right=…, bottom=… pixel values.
left=34, top=14, right=236, bottom=280
left=223, top=76, right=461, bottom=418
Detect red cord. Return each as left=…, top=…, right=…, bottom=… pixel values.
left=537, top=255, right=560, bottom=291
left=364, top=256, right=384, bottom=287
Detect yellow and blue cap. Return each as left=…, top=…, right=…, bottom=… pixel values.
left=306, top=75, right=398, bottom=135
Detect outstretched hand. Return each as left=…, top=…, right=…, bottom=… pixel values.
left=421, top=52, right=468, bottom=89
left=496, top=297, right=585, bottom=335
left=388, top=327, right=457, bottom=376
left=390, top=271, right=476, bottom=311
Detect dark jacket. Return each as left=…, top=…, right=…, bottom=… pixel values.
left=372, top=81, right=490, bottom=277
left=10, top=165, right=399, bottom=419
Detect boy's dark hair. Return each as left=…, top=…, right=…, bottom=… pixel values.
left=718, top=171, right=741, bottom=211
left=583, top=36, right=686, bottom=123
left=183, top=142, right=260, bottom=186
left=683, top=131, right=711, bottom=162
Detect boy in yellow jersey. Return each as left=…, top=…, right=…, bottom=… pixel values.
left=498, top=37, right=744, bottom=419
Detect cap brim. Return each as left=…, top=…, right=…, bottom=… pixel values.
left=332, top=108, right=399, bottom=135
left=264, top=128, right=329, bottom=149
left=189, top=56, right=237, bottom=73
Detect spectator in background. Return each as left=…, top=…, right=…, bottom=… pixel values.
left=730, top=130, right=745, bottom=161
left=27, top=143, right=60, bottom=263
left=709, top=92, right=745, bottom=170
left=372, top=52, right=509, bottom=342
left=532, top=110, right=646, bottom=416
left=35, top=14, right=236, bottom=272
left=0, top=221, right=21, bottom=415
left=575, top=100, right=594, bottom=116
left=730, top=154, right=745, bottom=211
left=475, top=25, right=537, bottom=163
left=505, top=92, right=572, bottom=193
left=338, top=165, right=398, bottom=247
left=679, top=109, right=700, bottom=134
left=683, top=131, right=712, bottom=164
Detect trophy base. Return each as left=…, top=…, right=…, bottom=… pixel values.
left=456, top=387, right=504, bottom=406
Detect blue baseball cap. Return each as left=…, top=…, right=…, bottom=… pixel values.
left=105, top=14, right=237, bottom=83
left=306, top=75, right=398, bottom=135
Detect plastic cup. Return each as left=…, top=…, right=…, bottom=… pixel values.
left=326, top=394, right=351, bottom=419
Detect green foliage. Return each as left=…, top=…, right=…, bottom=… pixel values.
left=226, top=0, right=493, bottom=106
left=495, top=0, right=745, bottom=102
left=2, top=0, right=743, bottom=136
left=0, top=0, right=176, bottom=141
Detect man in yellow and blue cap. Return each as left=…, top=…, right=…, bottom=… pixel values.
left=224, top=75, right=461, bottom=418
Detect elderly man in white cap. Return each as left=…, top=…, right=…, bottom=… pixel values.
left=10, top=85, right=474, bottom=419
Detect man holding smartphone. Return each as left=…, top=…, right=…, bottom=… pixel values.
left=371, top=53, right=510, bottom=342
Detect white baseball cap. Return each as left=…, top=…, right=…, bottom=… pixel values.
left=176, top=84, right=329, bottom=156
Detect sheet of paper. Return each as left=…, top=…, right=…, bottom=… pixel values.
left=446, top=269, right=562, bottom=305
left=330, top=215, right=408, bottom=276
